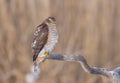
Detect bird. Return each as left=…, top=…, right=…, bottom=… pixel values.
left=31, top=17, right=58, bottom=65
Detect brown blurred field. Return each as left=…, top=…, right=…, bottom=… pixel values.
left=0, top=0, right=120, bottom=83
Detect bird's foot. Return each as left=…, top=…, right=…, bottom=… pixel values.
left=44, top=52, right=50, bottom=57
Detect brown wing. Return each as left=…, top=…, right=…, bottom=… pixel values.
left=32, top=23, right=49, bottom=61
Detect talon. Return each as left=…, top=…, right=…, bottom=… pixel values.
left=44, top=52, right=49, bottom=57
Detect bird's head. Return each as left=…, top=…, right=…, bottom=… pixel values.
left=46, top=17, right=56, bottom=24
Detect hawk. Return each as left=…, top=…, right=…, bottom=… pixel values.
left=31, top=17, right=58, bottom=64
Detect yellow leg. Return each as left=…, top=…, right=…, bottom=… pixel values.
left=44, top=52, right=49, bottom=57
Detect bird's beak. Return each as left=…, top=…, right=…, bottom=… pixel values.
left=49, top=19, right=55, bottom=24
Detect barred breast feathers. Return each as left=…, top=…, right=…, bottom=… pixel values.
left=44, top=24, right=58, bottom=52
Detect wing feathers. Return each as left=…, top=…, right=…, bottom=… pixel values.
left=32, top=23, right=49, bottom=61
left=44, top=24, right=58, bottom=52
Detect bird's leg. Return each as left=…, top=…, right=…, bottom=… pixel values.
left=35, top=52, right=49, bottom=63
left=44, top=52, right=50, bottom=57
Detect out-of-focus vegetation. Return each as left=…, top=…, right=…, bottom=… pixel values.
left=0, top=0, right=120, bottom=83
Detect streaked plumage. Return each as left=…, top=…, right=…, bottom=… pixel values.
left=31, top=17, right=58, bottom=63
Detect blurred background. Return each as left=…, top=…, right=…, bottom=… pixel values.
left=0, top=0, right=120, bottom=83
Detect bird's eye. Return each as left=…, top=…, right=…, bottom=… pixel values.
left=48, top=18, right=55, bottom=23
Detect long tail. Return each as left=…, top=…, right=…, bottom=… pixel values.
left=33, top=61, right=40, bottom=72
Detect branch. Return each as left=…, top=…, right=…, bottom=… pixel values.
left=46, top=54, right=113, bottom=78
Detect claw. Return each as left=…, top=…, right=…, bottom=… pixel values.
left=44, top=52, right=49, bottom=57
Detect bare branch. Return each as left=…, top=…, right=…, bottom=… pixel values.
left=47, top=54, right=110, bottom=77
left=46, top=53, right=120, bottom=83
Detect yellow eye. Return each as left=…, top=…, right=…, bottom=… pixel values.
left=49, top=19, right=55, bottom=23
